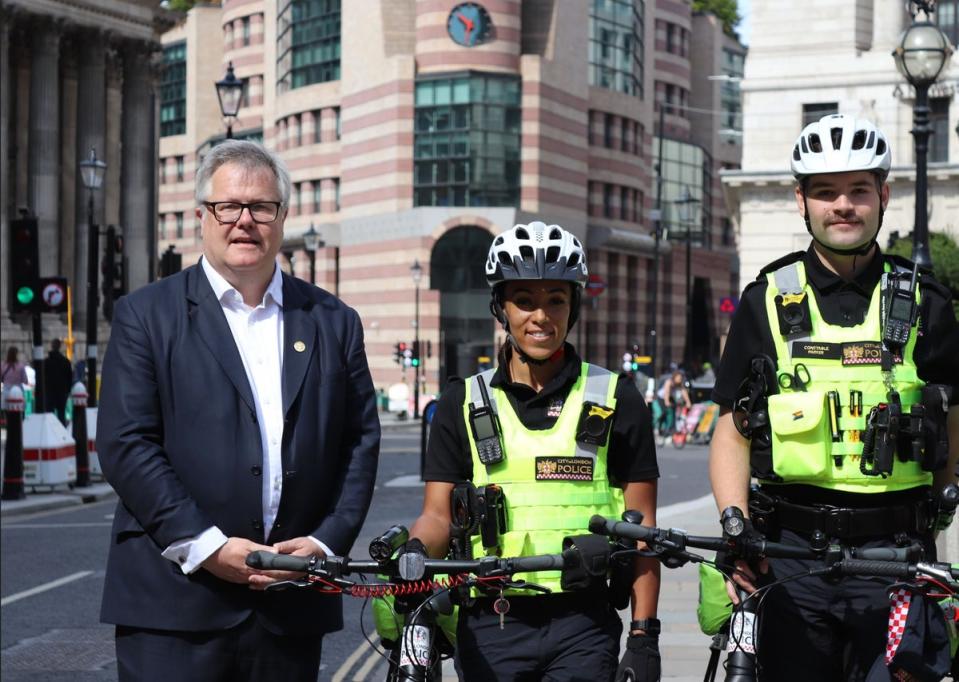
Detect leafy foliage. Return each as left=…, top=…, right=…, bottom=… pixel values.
left=887, top=231, right=959, bottom=316
left=691, top=0, right=742, bottom=36
left=165, top=0, right=197, bottom=11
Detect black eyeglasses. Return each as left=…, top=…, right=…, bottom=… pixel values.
left=203, top=201, right=282, bottom=224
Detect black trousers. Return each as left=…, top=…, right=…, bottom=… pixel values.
left=454, top=591, right=622, bottom=682
left=115, top=614, right=323, bottom=682
left=755, top=527, right=933, bottom=682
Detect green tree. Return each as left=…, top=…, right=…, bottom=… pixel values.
left=165, top=0, right=197, bottom=11
left=692, top=0, right=742, bottom=36
left=887, top=231, right=959, bottom=317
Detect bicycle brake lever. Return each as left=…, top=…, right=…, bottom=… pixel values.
left=502, top=580, right=552, bottom=594
left=264, top=579, right=313, bottom=592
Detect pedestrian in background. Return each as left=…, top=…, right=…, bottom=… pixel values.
left=97, top=140, right=380, bottom=681
left=43, top=339, right=73, bottom=424
left=1, top=346, right=28, bottom=410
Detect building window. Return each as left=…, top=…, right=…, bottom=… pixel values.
left=603, top=183, right=613, bottom=218
left=658, top=82, right=689, bottom=118
left=242, top=15, right=251, bottom=46
left=654, top=137, right=712, bottom=247
left=938, top=0, right=958, bottom=46
left=176, top=212, right=184, bottom=239
left=175, top=156, right=184, bottom=182
left=240, top=78, right=251, bottom=108
left=604, top=113, right=614, bottom=148
left=620, top=186, right=629, bottom=220
left=663, top=22, right=687, bottom=57
left=720, top=48, right=745, bottom=135
left=277, top=0, right=341, bottom=92
left=158, top=215, right=166, bottom=240
left=414, top=73, right=521, bottom=207
left=621, top=118, right=630, bottom=152
left=334, top=106, right=341, bottom=139
left=802, top=102, right=838, bottom=127
left=721, top=218, right=733, bottom=247
left=589, top=0, right=644, bottom=97
left=930, top=97, right=950, bottom=163
left=333, top=178, right=340, bottom=211
left=160, top=41, right=186, bottom=137
left=159, top=159, right=166, bottom=184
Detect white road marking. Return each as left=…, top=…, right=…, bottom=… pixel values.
left=332, top=638, right=373, bottom=681
left=657, top=493, right=715, bottom=520
left=1, top=571, right=94, bottom=607
left=352, top=642, right=386, bottom=679
left=383, top=475, right=423, bottom=488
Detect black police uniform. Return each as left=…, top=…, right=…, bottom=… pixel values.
left=712, top=246, right=959, bottom=682
left=425, top=343, right=659, bottom=681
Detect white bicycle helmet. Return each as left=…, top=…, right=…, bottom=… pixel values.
left=485, top=221, right=588, bottom=289
left=791, top=114, right=891, bottom=255
left=486, top=222, right=588, bottom=361
left=791, top=114, right=891, bottom=181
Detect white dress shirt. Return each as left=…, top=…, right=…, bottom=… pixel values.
left=162, top=258, right=328, bottom=574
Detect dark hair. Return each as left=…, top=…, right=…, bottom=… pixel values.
left=5, top=346, right=18, bottom=364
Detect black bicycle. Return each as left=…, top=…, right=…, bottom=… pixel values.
left=589, top=500, right=958, bottom=682
left=245, top=527, right=567, bottom=681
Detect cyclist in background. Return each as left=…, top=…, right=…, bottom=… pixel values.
left=406, top=222, right=662, bottom=681
left=709, top=114, right=959, bottom=681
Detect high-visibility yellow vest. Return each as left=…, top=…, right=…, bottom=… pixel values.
left=463, top=362, right=624, bottom=594
left=758, top=259, right=931, bottom=492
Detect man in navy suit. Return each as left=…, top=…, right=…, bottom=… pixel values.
left=97, top=140, right=380, bottom=680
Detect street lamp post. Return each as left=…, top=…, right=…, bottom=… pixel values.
left=675, top=185, right=700, bottom=366
left=892, top=1, right=954, bottom=267
left=79, top=148, right=106, bottom=406
left=215, top=61, right=245, bottom=140
left=410, top=259, right=423, bottom=420
left=649, top=104, right=667, bottom=382
left=302, top=223, right=322, bottom=285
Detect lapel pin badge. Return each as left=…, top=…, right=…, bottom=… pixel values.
left=293, top=341, right=306, bottom=353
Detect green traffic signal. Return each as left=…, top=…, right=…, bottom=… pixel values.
left=631, top=362, right=639, bottom=371
left=411, top=358, right=420, bottom=367
left=16, top=286, right=35, bottom=305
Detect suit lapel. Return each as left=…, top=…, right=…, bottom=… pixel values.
left=281, top=275, right=317, bottom=417
left=186, top=265, right=256, bottom=414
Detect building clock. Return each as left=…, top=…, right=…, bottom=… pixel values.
left=447, top=3, right=493, bottom=47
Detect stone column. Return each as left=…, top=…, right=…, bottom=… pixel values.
left=60, top=34, right=79, bottom=290
left=120, top=43, right=158, bottom=291
left=74, top=37, right=106, bottom=325
left=28, top=19, right=62, bottom=277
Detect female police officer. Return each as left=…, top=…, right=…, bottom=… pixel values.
left=709, top=114, right=959, bottom=681
left=406, top=222, right=661, bottom=681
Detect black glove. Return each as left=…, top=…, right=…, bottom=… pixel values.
left=616, top=633, right=661, bottom=682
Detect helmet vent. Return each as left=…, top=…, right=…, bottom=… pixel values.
left=498, top=251, right=512, bottom=267
left=852, top=130, right=866, bottom=150
left=515, top=227, right=530, bottom=241
left=567, top=252, right=580, bottom=268
left=573, top=237, right=581, bottom=248
left=808, top=134, right=820, bottom=153
left=549, top=228, right=562, bottom=240
left=876, top=138, right=886, bottom=156
left=519, top=245, right=534, bottom=262
left=830, top=127, right=843, bottom=150
left=867, top=131, right=875, bottom=148
left=793, top=145, right=801, bottom=161
left=494, top=236, right=504, bottom=245
left=546, top=246, right=561, bottom=263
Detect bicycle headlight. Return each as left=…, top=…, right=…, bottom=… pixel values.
left=721, top=506, right=746, bottom=537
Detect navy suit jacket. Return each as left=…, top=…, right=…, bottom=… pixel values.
left=98, top=264, right=380, bottom=635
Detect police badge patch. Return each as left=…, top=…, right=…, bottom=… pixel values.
left=535, top=457, right=594, bottom=481
left=547, top=398, right=564, bottom=418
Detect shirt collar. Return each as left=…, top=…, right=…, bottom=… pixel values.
left=490, top=342, right=582, bottom=401
left=803, top=244, right=883, bottom=295
left=201, top=256, right=284, bottom=308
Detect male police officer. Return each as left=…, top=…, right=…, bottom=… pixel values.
left=709, top=114, right=959, bottom=681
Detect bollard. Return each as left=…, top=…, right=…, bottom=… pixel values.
left=2, top=386, right=27, bottom=500
left=71, top=382, right=90, bottom=487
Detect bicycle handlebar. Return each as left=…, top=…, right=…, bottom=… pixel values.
left=245, top=550, right=567, bottom=580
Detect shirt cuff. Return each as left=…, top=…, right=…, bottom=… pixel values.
left=307, top=535, right=333, bottom=557
left=161, top=526, right=229, bottom=575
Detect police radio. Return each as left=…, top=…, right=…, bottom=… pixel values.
left=881, top=262, right=919, bottom=351
left=469, top=375, right=505, bottom=466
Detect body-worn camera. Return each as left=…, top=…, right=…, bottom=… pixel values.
left=576, top=401, right=616, bottom=446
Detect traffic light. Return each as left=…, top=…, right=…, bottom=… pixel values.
left=9, top=214, right=40, bottom=314
left=403, top=344, right=413, bottom=368
left=101, top=226, right=117, bottom=321
left=411, top=340, right=421, bottom=368
left=631, top=344, right=640, bottom=371
left=394, top=342, right=408, bottom=366
left=112, top=228, right=126, bottom=300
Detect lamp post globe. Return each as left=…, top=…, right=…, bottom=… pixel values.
left=215, top=61, right=245, bottom=139
left=302, top=223, right=321, bottom=284
left=892, top=2, right=954, bottom=267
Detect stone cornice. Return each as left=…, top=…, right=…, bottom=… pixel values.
left=4, top=0, right=174, bottom=42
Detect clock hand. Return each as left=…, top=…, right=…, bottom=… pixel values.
left=456, top=13, right=475, bottom=43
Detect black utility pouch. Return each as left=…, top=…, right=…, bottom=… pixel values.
left=919, top=385, right=950, bottom=472
left=560, top=534, right=611, bottom=592
left=477, top=484, right=507, bottom=550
